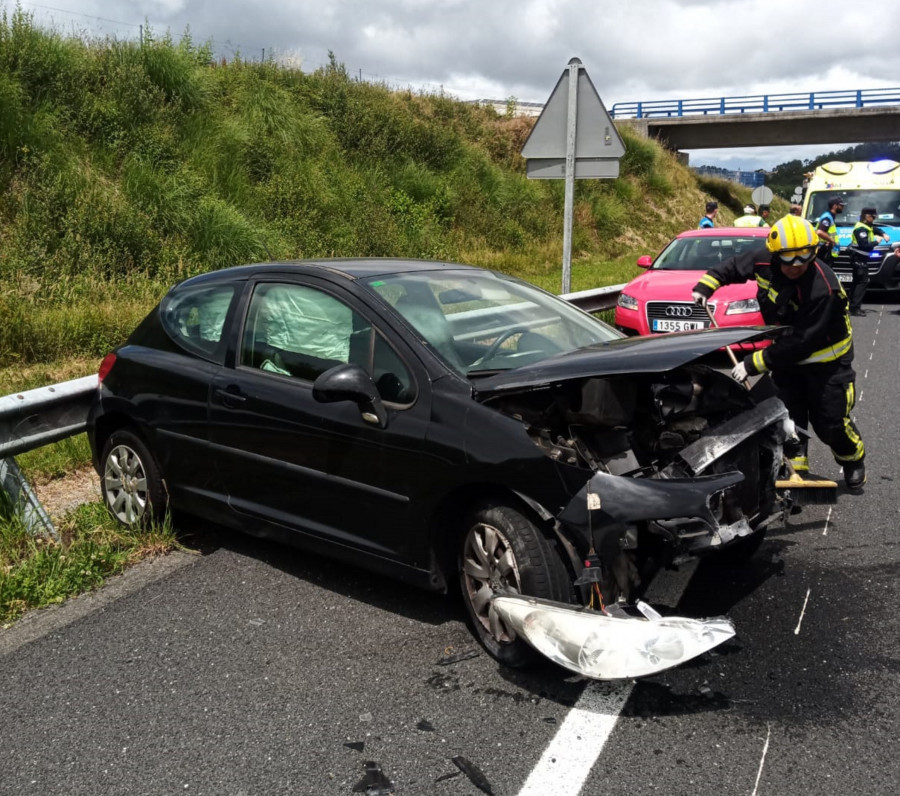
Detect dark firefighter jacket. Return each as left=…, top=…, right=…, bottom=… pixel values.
left=693, top=249, right=854, bottom=376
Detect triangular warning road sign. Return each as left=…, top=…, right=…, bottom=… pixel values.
left=521, top=61, right=625, bottom=161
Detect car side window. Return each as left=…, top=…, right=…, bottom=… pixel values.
left=160, top=284, right=236, bottom=360
left=240, top=282, right=415, bottom=403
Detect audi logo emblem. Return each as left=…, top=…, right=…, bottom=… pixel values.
left=665, top=305, right=694, bottom=317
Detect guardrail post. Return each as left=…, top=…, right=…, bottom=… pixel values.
left=0, top=457, right=57, bottom=540
left=636, top=101, right=642, bottom=119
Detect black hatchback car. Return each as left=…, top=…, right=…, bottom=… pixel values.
left=88, top=259, right=788, bottom=679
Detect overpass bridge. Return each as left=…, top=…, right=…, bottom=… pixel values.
left=609, top=87, right=900, bottom=152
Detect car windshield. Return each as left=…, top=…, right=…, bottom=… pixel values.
left=806, top=190, right=900, bottom=229
left=363, top=270, right=621, bottom=375
left=652, top=235, right=767, bottom=271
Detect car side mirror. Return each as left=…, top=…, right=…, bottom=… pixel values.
left=637, top=255, right=653, bottom=269
left=313, top=364, right=388, bottom=428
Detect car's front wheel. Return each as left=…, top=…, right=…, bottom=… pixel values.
left=459, top=499, right=571, bottom=668
left=100, top=429, right=167, bottom=529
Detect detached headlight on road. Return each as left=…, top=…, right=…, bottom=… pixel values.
left=724, top=298, right=760, bottom=315
left=617, top=292, right=639, bottom=311
left=491, top=594, right=735, bottom=680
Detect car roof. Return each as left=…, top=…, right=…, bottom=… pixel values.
left=677, top=226, right=770, bottom=239
left=182, top=258, right=485, bottom=287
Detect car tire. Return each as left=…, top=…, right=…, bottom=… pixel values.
left=100, top=429, right=167, bottom=529
left=459, top=499, right=571, bottom=669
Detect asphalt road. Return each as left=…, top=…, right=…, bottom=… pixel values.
left=2, top=298, right=898, bottom=796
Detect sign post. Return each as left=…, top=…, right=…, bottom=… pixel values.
left=521, top=58, right=625, bottom=293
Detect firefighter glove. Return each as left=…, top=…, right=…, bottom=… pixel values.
left=731, top=360, right=749, bottom=383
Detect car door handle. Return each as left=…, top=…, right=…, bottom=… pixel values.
left=214, top=386, right=247, bottom=406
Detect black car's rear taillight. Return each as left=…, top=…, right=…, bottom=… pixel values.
left=98, top=352, right=117, bottom=383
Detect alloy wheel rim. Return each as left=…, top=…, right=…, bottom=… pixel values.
left=461, top=522, right=522, bottom=643
left=104, top=444, right=148, bottom=525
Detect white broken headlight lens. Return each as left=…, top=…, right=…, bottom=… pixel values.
left=491, top=594, right=734, bottom=680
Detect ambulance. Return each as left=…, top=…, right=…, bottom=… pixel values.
left=801, top=160, right=900, bottom=292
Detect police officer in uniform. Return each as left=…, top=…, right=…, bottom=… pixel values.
left=815, top=195, right=845, bottom=264
left=846, top=206, right=890, bottom=316
left=691, top=215, right=866, bottom=491
left=699, top=201, right=718, bottom=229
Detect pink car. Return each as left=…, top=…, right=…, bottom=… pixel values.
left=615, top=227, right=769, bottom=344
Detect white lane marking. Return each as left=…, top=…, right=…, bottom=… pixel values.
left=864, top=369, right=869, bottom=379
left=517, top=682, right=632, bottom=796
left=822, top=506, right=832, bottom=536
left=518, top=562, right=697, bottom=796
left=794, top=588, right=811, bottom=635
left=750, top=724, right=773, bottom=796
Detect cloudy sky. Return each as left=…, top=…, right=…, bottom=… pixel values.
left=11, top=0, right=900, bottom=170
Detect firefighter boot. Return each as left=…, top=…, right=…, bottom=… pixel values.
left=843, top=460, right=866, bottom=491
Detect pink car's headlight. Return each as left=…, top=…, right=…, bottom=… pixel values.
left=617, top=293, right=639, bottom=311
left=725, top=298, right=760, bottom=315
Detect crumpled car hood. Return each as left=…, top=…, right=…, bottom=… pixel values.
left=472, top=326, right=779, bottom=396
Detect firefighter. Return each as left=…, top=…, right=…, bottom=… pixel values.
left=846, top=206, right=890, bottom=316
left=815, top=195, right=845, bottom=264
left=691, top=215, right=866, bottom=491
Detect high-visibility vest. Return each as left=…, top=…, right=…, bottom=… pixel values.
left=816, top=211, right=839, bottom=257
left=848, top=220, right=876, bottom=265
left=734, top=214, right=763, bottom=228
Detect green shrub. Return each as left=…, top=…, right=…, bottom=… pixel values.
left=619, top=126, right=658, bottom=176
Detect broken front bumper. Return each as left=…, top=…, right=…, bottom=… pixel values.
left=558, top=395, right=790, bottom=556
left=506, top=396, right=788, bottom=679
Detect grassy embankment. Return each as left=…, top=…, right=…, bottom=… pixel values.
left=0, top=9, right=766, bottom=621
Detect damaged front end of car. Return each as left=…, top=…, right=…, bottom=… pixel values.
left=476, top=330, right=789, bottom=678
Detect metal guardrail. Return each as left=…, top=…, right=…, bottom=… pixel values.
left=0, top=375, right=98, bottom=538
left=0, top=285, right=625, bottom=537
left=610, top=87, right=900, bottom=119
left=562, top=283, right=623, bottom=313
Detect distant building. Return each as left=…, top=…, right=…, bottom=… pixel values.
left=693, top=165, right=767, bottom=188
left=474, top=99, right=545, bottom=118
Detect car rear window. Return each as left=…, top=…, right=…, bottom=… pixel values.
left=160, top=284, right=236, bottom=360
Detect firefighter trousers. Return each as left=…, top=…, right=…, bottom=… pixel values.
left=773, top=363, right=865, bottom=471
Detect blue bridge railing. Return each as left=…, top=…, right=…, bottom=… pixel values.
left=610, top=87, right=900, bottom=119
